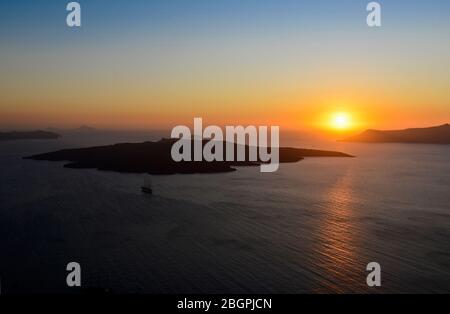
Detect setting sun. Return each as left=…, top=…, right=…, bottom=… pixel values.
left=330, top=112, right=352, bottom=130
left=329, top=112, right=353, bottom=130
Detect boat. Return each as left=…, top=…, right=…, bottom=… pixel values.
left=141, top=186, right=153, bottom=194
left=141, top=177, right=153, bottom=194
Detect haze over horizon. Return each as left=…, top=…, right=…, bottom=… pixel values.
left=1, top=0, right=449, bottom=133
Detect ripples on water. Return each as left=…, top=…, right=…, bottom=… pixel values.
left=0, top=133, right=449, bottom=293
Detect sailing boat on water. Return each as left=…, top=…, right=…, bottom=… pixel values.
left=141, top=176, right=153, bottom=194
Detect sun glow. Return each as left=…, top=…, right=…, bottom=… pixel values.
left=330, top=112, right=352, bottom=130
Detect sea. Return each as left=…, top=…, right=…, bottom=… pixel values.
left=0, top=130, right=449, bottom=293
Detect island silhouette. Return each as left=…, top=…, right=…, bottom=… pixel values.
left=0, top=130, right=60, bottom=141
left=24, top=138, right=353, bottom=175
left=343, top=124, right=450, bottom=144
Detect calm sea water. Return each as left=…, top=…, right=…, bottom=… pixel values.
left=0, top=131, right=449, bottom=293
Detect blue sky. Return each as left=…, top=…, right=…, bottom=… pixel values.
left=1, top=0, right=450, bottom=39
left=1, top=1, right=450, bottom=53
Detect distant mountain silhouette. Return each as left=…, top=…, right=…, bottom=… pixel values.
left=0, top=130, right=60, bottom=141
left=73, top=125, right=97, bottom=132
left=343, top=124, right=450, bottom=144
left=45, top=125, right=97, bottom=132
left=24, top=138, right=353, bottom=175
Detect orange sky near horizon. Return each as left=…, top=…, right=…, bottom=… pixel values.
left=2, top=35, right=449, bottom=134
left=2, top=78, right=448, bottom=134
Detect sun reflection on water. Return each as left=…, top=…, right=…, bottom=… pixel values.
left=312, top=172, right=365, bottom=293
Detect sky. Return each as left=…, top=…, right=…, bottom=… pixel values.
left=1, top=0, right=450, bottom=132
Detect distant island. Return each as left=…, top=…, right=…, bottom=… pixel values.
left=0, top=130, right=60, bottom=141
left=343, top=124, right=450, bottom=144
left=45, top=125, right=97, bottom=133
left=24, top=138, right=353, bottom=175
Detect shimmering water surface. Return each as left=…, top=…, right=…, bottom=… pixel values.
left=1, top=132, right=449, bottom=293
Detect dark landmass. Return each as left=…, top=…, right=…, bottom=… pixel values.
left=46, top=125, right=97, bottom=133
left=73, top=125, right=97, bottom=132
left=0, top=130, right=60, bottom=141
left=24, top=138, right=353, bottom=174
left=343, top=124, right=450, bottom=144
